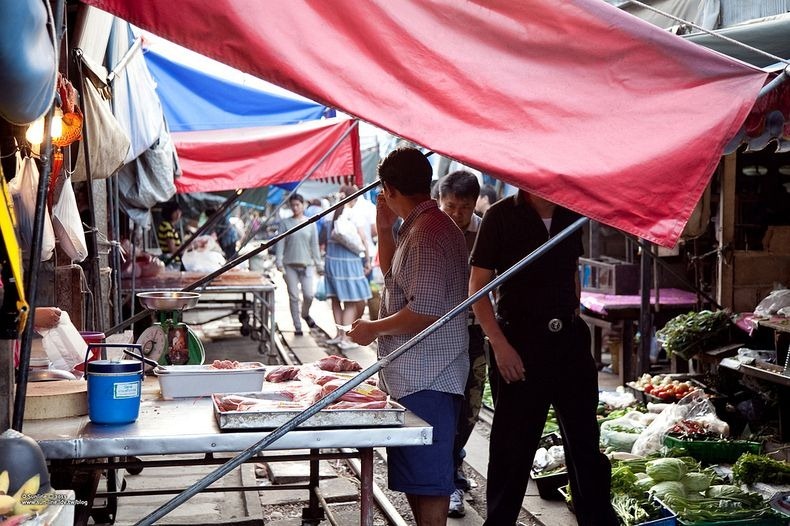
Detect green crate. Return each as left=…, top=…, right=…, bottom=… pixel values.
left=675, top=511, right=786, bottom=526
left=663, top=435, right=761, bottom=464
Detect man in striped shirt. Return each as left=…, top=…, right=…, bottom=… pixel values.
left=349, top=147, right=469, bottom=526
left=157, top=201, right=183, bottom=270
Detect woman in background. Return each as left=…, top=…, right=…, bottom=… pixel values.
left=324, top=185, right=372, bottom=350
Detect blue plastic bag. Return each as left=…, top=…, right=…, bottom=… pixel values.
left=315, top=276, right=327, bottom=301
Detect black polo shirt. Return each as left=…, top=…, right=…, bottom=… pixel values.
left=469, top=193, right=584, bottom=321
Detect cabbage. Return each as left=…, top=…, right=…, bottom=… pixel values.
left=681, top=472, right=713, bottom=492
left=635, top=477, right=655, bottom=491
left=646, top=458, right=688, bottom=482
left=705, top=485, right=748, bottom=499
left=649, top=480, right=686, bottom=499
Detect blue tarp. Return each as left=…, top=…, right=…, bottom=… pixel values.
left=144, top=46, right=333, bottom=133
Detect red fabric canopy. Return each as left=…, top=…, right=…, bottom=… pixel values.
left=85, top=0, right=768, bottom=246
left=172, top=118, right=361, bottom=194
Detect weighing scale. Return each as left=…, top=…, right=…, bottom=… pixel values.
left=136, top=292, right=205, bottom=368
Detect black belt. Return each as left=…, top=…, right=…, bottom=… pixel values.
left=498, top=313, right=575, bottom=333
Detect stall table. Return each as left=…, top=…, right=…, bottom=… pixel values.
left=580, top=288, right=699, bottom=383
left=24, top=380, right=431, bottom=526
left=122, top=270, right=276, bottom=358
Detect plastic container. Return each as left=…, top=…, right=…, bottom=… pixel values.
left=530, top=469, right=568, bottom=500
left=85, top=344, right=144, bottom=425
left=663, top=435, right=761, bottom=464
left=155, top=363, right=266, bottom=399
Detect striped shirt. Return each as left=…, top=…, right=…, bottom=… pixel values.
left=378, top=200, right=469, bottom=399
left=157, top=220, right=181, bottom=264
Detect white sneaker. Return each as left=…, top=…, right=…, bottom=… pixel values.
left=337, top=340, right=359, bottom=351
left=325, top=336, right=343, bottom=345
left=448, top=489, right=465, bottom=518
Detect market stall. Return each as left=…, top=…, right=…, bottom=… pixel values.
left=121, top=270, right=277, bottom=358
left=3, top=1, right=789, bottom=525
left=23, top=376, right=431, bottom=526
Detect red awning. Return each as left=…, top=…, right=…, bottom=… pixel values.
left=84, top=0, right=769, bottom=246
left=172, top=118, right=362, bottom=194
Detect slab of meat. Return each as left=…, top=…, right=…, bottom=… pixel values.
left=317, top=355, right=361, bottom=372
left=265, top=365, right=301, bottom=382
left=215, top=394, right=306, bottom=412
left=327, top=400, right=389, bottom=410
left=320, top=378, right=387, bottom=403
left=211, top=360, right=264, bottom=370
left=313, top=371, right=377, bottom=386
left=211, top=359, right=240, bottom=369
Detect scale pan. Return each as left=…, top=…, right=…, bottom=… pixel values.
left=137, top=291, right=201, bottom=311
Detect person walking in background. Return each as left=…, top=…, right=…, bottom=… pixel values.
left=205, top=207, right=239, bottom=260
left=157, top=201, right=184, bottom=271
left=469, top=190, right=617, bottom=526
left=475, top=184, right=498, bottom=217
left=324, top=185, right=372, bottom=350
left=437, top=171, right=486, bottom=518
left=348, top=148, right=469, bottom=526
left=274, top=194, right=323, bottom=336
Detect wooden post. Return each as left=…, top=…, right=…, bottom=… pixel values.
left=716, top=156, right=736, bottom=309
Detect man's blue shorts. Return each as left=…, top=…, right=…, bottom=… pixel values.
left=387, top=390, right=461, bottom=496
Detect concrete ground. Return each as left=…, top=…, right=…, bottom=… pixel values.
left=110, top=270, right=623, bottom=525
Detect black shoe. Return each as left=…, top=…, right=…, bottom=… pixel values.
left=303, top=316, right=317, bottom=329
left=294, top=329, right=303, bottom=336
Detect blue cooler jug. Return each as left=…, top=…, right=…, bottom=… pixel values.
left=84, top=344, right=144, bottom=425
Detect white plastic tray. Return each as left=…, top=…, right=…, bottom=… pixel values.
left=155, top=363, right=266, bottom=399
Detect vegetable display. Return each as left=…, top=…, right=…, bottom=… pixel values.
left=655, top=310, right=732, bottom=359
left=628, top=373, right=698, bottom=401
left=645, top=458, right=688, bottom=482
left=732, top=453, right=790, bottom=485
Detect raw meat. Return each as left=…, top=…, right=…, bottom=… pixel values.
left=320, top=379, right=387, bottom=403
left=327, top=400, right=389, bottom=410
left=317, top=355, right=361, bottom=372
left=211, top=359, right=240, bottom=369
left=265, top=365, right=300, bottom=382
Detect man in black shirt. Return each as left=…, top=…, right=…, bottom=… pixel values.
left=469, top=190, right=617, bottom=526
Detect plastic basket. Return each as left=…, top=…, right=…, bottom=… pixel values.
left=530, top=470, right=568, bottom=500
left=662, top=435, right=761, bottom=464
left=639, top=501, right=677, bottom=526
left=655, top=497, right=785, bottom=526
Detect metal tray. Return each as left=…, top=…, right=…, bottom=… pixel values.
left=213, top=391, right=406, bottom=430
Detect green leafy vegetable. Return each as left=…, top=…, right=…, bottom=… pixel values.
left=680, top=471, right=713, bottom=492
left=649, top=480, right=686, bottom=500
left=611, top=493, right=650, bottom=526
left=646, top=458, right=688, bottom=482
left=732, top=453, right=790, bottom=485
left=656, top=310, right=731, bottom=359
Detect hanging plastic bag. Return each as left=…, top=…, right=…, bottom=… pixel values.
left=315, top=275, right=327, bottom=301
left=37, top=312, right=86, bottom=372
left=51, top=174, right=87, bottom=262
left=330, top=212, right=365, bottom=255
left=8, top=151, right=55, bottom=261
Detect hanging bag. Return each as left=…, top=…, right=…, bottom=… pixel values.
left=8, top=150, right=55, bottom=261
left=51, top=174, right=88, bottom=262
left=330, top=212, right=365, bottom=255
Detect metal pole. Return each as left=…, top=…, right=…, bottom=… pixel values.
left=163, top=189, right=245, bottom=266
left=637, top=240, right=654, bottom=378
left=73, top=49, right=106, bottom=332
left=13, top=0, right=66, bottom=431
left=133, top=217, right=589, bottom=525
left=236, top=119, right=360, bottom=253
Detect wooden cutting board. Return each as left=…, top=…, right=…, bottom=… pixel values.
left=25, top=381, right=88, bottom=420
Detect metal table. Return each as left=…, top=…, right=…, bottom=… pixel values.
left=122, top=270, right=277, bottom=359
left=24, top=387, right=432, bottom=525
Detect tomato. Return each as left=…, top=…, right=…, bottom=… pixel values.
left=644, top=384, right=654, bottom=394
